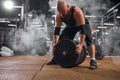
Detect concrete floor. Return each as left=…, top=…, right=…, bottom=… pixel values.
left=0, top=56, right=120, bottom=80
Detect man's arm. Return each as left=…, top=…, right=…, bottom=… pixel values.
left=74, top=7, right=86, bottom=46
left=53, top=13, right=62, bottom=45
left=74, top=7, right=86, bottom=54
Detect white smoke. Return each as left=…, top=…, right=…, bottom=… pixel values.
left=102, top=28, right=120, bottom=56
left=12, top=12, right=47, bottom=55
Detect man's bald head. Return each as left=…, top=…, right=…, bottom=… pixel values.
left=57, top=0, right=68, bottom=15
left=57, top=0, right=67, bottom=7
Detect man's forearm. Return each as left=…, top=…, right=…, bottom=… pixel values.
left=79, top=34, right=86, bottom=46
left=53, top=26, right=61, bottom=45
left=53, top=35, right=59, bottom=45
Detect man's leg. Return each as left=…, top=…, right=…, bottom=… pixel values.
left=86, top=36, right=97, bottom=69
left=85, top=22, right=97, bottom=69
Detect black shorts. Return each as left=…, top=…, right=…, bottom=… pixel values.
left=59, top=25, right=93, bottom=46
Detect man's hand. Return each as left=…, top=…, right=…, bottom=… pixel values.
left=76, top=44, right=83, bottom=54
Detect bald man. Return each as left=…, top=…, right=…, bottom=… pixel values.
left=47, top=0, right=97, bottom=69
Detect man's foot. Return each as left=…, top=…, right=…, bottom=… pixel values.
left=89, top=60, right=97, bottom=70
left=47, top=58, right=57, bottom=65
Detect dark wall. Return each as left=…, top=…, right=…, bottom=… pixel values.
left=29, top=0, right=50, bottom=15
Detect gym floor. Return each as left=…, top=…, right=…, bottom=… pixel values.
left=0, top=56, right=120, bottom=80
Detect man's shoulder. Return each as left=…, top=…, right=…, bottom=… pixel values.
left=74, top=6, right=81, bottom=10
left=74, top=6, right=82, bottom=15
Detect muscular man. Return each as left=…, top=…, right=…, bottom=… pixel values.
left=47, top=0, right=97, bottom=69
